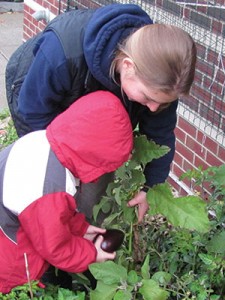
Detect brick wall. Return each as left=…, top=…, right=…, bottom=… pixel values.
left=23, top=0, right=57, bottom=39
left=23, top=0, right=225, bottom=196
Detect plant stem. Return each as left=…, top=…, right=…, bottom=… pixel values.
left=24, top=253, right=34, bottom=299
left=128, top=222, right=133, bottom=255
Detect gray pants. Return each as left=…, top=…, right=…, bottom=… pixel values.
left=75, top=172, right=114, bottom=225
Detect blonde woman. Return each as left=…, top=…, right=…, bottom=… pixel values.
left=6, top=4, right=196, bottom=224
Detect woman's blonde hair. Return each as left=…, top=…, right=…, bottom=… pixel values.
left=110, top=24, right=197, bottom=96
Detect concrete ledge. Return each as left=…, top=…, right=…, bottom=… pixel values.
left=0, top=1, right=24, bottom=13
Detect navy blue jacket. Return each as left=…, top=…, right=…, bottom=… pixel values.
left=14, top=4, right=178, bottom=187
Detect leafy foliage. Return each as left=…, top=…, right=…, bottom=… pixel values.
left=147, top=183, right=210, bottom=233
left=0, top=109, right=18, bottom=149
left=0, top=115, right=224, bottom=299
left=90, top=135, right=224, bottom=299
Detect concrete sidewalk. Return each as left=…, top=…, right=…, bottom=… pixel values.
left=0, top=4, right=24, bottom=111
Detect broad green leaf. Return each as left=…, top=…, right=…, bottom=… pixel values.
left=127, top=270, right=139, bottom=285
left=93, top=197, right=109, bottom=222
left=206, top=231, right=225, bottom=254
left=58, top=288, right=84, bottom=299
left=147, top=183, right=210, bottom=233
left=115, top=163, right=128, bottom=179
left=208, top=164, right=225, bottom=186
left=139, top=279, right=169, bottom=300
left=106, top=181, right=116, bottom=193
left=198, top=253, right=217, bottom=268
left=76, top=293, right=86, bottom=300
left=141, top=254, right=150, bottom=279
left=102, top=212, right=121, bottom=227
left=89, top=261, right=127, bottom=285
left=132, top=136, right=170, bottom=167
left=114, top=186, right=122, bottom=205
left=114, top=290, right=132, bottom=300
left=90, top=281, right=117, bottom=300
left=126, top=158, right=139, bottom=170
left=129, top=169, right=146, bottom=186
left=101, top=201, right=111, bottom=213
left=210, top=295, right=221, bottom=300
left=121, top=200, right=136, bottom=223
left=151, top=272, right=172, bottom=285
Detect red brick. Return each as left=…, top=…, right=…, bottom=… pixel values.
left=218, top=145, right=225, bottom=161
left=203, top=77, right=223, bottom=95
left=170, top=163, right=175, bottom=173
left=183, top=160, right=195, bottom=173
left=175, top=126, right=186, bottom=143
left=156, top=0, right=163, bottom=7
left=212, top=20, right=222, bottom=35
left=213, top=68, right=225, bottom=85
left=206, top=151, right=223, bottom=166
left=194, top=70, right=203, bottom=84
left=196, top=60, right=214, bottom=78
left=216, top=0, right=225, bottom=5
left=179, top=189, right=189, bottom=197
left=176, top=140, right=195, bottom=163
left=167, top=176, right=179, bottom=191
left=197, top=132, right=219, bottom=155
left=194, top=155, right=210, bottom=170
left=173, top=152, right=184, bottom=169
left=173, top=163, right=185, bottom=179
left=196, top=6, right=207, bottom=14
left=202, top=181, right=214, bottom=197
left=23, top=26, right=34, bottom=39
left=207, top=49, right=219, bottom=64
left=25, top=12, right=33, bottom=23
left=49, top=4, right=58, bottom=15
left=186, top=135, right=205, bottom=158
left=192, top=85, right=212, bottom=105
left=177, top=118, right=197, bottom=139
left=212, top=96, right=225, bottom=114
left=196, top=43, right=206, bottom=59
left=167, top=177, right=189, bottom=197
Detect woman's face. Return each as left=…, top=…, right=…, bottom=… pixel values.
left=119, top=58, right=177, bottom=112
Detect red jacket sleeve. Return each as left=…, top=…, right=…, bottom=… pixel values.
left=18, top=192, right=97, bottom=273
left=69, top=210, right=89, bottom=236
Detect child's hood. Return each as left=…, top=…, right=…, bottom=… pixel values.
left=46, top=91, right=133, bottom=183
left=83, top=4, right=152, bottom=90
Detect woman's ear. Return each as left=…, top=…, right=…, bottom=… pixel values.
left=121, top=57, right=136, bottom=76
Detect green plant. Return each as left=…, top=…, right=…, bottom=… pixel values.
left=1, top=118, right=224, bottom=299
left=88, top=134, right=224, bottom=299
left=0, top=109, right=18, bottom=149
left=0, top=281, right=85, bottom=299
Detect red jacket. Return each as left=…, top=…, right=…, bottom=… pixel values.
left=0, top=91, right=133, bottom=293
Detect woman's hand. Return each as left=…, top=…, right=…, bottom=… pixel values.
left=127, top=190, right=149, bottom=223
left=94, top=235, right=116, bottom=262
left=84, top=225, right=106, bottom=241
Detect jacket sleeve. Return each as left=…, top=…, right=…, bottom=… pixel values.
left=69, top=211, right=90, bottom=236
left=18, top=192, right=97, bottom=273
left=139, top=100, right=178, bottom=188
left=18, top=31, right=71, bottom=131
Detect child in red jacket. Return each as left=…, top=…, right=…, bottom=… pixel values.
left=0, top=91, right=133, bottom=293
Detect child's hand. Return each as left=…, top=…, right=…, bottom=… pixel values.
left=84, top=225, right=106, bottom=241
left=94, top=235, right=116, bottom=262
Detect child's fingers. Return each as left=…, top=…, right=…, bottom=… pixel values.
left=94, top=235, right=103, bottom=248
left=105, top=251, right=116, bottom=260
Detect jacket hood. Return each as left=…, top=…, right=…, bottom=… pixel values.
left=46, top=91, right=133, bottom=183
left=83, top=4, right=152, bottom=89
